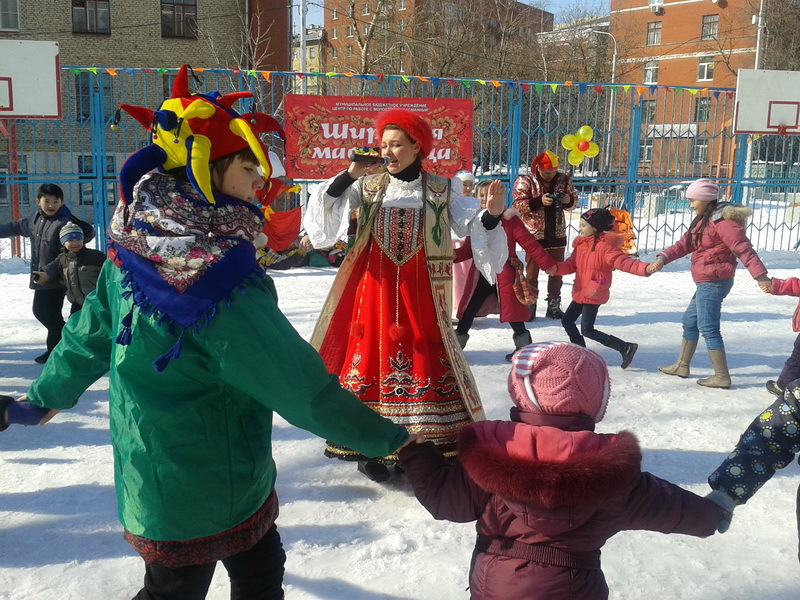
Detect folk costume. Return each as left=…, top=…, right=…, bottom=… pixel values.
left=305, top=110, right=507, bottom=465
left=20, top=66, right=411, bottom=599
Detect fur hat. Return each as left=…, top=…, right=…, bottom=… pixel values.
left=581, top=208, right=615, bottom=232
left=507, top=342, right=610, bottom=422
left=455, top=170, right=475, bottom=183
left=119, top=65, right=285, bottom=206
left=531, top=150, right=559, bottom=171
left=685, top=178, right=719, bottom=202
left=59, top=221, right=84, bottom=244
left=374, top=108, right=434, bottom=158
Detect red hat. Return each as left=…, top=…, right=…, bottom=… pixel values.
left=374, top=108, right=434, bottom=158
left=507, top=342, right=610, bottom=422
left=531, top=150, right=559, bottom=171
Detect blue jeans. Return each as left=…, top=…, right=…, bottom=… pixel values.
left=681, top=279, right=734, bottom=351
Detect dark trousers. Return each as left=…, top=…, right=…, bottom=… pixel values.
left=456, top=275, right=526, bottom=337
left=778, top=333, right=800, bottom=390
left=31, top=288, right=67, bottom=353
left=525, top=246, right=565, bottom=300
left=133, top=525, right=286, bottom=600
left=561, top=301, right=626, bottom=353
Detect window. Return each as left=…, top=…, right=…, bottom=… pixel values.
left=161, top=0, right=196, bottom=38
left=72, top=1, right=109, bottom=33
left=697, top=55, right=714, bottom=81
left=75, top=71, right=114, bottom=124
left=363, top=23, right=370, bottom=36
left=701, top=14, right=718, bottom=40
left=641, top=99, right=657, bottom=122
left=293, top=49, right=298, bottom=60
left=332, top=8, right=338, bottom=20
left=399, top=0, right=406, bottom=9
left=331, top=47, right=338, bottom=59
left=644, top=60, right=658, bottom=84
left=692, top=139, right=709, bottom=163
left=398, top=18, right=406, bottom=31
left=331, top=27, right=337, bottom=39
left=346, top=45, right=353, bottom=57
left=694, top=97, right=711, bottom=122
left=309, top=47, right=315, bottom=59
left=362, top=3, right=370, bottom=15
left=346, top=5, right=354, bottom=17
left=0, top=0, right=19, bottom=30
left=640, top=138, right=654, bottom=162
left=646, top=21, right=661, bottom=45
left=78, top=155, right=117, bottom=205
left=346, top=25, right=354, bottom=37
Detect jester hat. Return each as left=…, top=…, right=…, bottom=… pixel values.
left=119, top=65, right=285, bottom=205
left=531, top=150, right=559, bottom=172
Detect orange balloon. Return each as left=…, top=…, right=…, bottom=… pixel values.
left=577, top=140, right=590, bottom=152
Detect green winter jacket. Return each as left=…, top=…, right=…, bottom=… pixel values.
left=27, top=261, right=409, bottom=541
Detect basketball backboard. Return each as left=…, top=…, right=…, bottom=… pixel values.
left=734, top=69, right=800, bottom=136
left=0, top=40, right=62, bottom=119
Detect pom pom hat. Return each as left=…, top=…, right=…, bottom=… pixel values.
left=59, top=221, right=84, bottom=244
left=119, top=65, right=285, bottom=206
left=685, top=178, right=719, bottom=203
left=531, top=150, right=559, bottom=171
left=581, top=207, right=615, bottom=232
left=374, top=108, right=434, bottom=158
left=508, top=342, right=610, bottom=422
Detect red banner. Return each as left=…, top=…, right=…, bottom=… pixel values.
left=283, top=95, right=473, bottom=180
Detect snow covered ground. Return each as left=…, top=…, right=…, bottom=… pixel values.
left=1, top=241, right=799, bottom=600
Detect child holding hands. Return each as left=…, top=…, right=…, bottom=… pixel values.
left=399, top=341, right=722, bottom=600
left=553, top=207, right=650, bottom=368
left=758, top=276, right=800, bottom=397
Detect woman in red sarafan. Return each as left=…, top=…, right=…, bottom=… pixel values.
left=304, top=108, right=508, bottom=483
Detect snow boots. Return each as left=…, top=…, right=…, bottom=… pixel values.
left=659, top=338, right=698, bottom=378
left=766, top=380, right=784, bottom=398
left=697, top=348, right=731, bottom=389
left=527, top=301, right=537, bottom=322
left=505, top=331, right=532, bottom=362
left=544, top=297, right=563, bottom=320
left=608, top=336, right=638, bottom=369
left=455, top=331, right=469, bottom=350
left=357, top=459, right=391, bottom=483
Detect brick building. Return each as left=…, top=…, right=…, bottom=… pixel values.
left=292, top=25, right=326, bottom=93
left=0, top=0, right=290, bottom=70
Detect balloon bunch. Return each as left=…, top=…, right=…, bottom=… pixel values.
left=561, top=126, right=600, bottom=167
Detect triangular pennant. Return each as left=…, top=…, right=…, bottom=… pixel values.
left=622, top=85, right=631, bottom=92
left=105, top=68, right=118, bottom=76
left=674, top=87, right=682, bottom=94
left=713, top=91, right=720, bottom=99
left=688, top=88, right=699, bottom=95
left=535, top=83, right=543, bottom=94
left=401, top=75, right=410, bottom=82
left=549, top=83, right=558, bottom=92
left=377, top=73, right=386, bottom=81
left=521, top=83, right=529, bottom=92
left=431, top=77, right=440, bottom=88
left=87, top=67, right=98, bottom=74
left=260, top=71, right=271, bottom=81
left=649, top=85, right=657, bottom=94
left=448, top=79, right=457, bottom=86
left=416, top=76, right=429, bottom=82
left=635, top=85, right=645, bottom=96
left=564, top=81, right=573, bottom=86
left=476, top=79, right=486, bottom=85
left=491, top=80, right=501, bottom=87
left=578, top=83, right=586, bottom=94
left=463, top=80, right=472, bottom=88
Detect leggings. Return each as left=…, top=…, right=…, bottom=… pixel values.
left=561, top=301, right=625, bottom=353
left=133, top=525, right=286, bottom=600
left=456, top=274, right=526, bottom=337
left=31, top=288, right=67, bottom=353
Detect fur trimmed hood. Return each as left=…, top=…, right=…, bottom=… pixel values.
left=458, top=420, right=642, bottom=510
left=712, top=202, right=753, bottom=223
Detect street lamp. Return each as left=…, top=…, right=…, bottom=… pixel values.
left=590, top=29, right=618, bottom=176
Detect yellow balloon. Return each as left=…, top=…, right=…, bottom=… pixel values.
left=577, top=125, right=594, bottom=141
left=584, top=142, right=600, bottom=158
left=568, top=149, right=584, bottom=166
left=561, top=134, right=578, bottom=150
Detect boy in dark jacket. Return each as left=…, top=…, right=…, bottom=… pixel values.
left=399, top=341, right=722, bottom=600
left=35, top=221, right=107, bottom=314
left=0, top=183, right=95, bottom=363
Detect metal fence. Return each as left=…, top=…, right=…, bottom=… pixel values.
left=2, top=66, right=799, bottom=256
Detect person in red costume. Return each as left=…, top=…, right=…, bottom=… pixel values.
left=511, top=150, right=578, bottom=320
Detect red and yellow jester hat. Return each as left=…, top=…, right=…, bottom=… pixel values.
left=531, top=150, right=559, bottom=172
left=118, top=65, right=285, bottom=205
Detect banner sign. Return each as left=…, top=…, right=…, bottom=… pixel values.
left=283, top=95, right=473, bottom=180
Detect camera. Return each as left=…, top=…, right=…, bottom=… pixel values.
left=550, top=191, right=563, bottom=209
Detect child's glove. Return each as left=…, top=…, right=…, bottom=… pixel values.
left=0, top=396, right=51, bottom=431
left=706, top=489, right=737, bottom=533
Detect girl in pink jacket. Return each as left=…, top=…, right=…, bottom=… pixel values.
left=763, top=276, right=800, bottom=397
left=554, top=208, right=649, bottom=369
left=650, top=179, right=770, bottom=389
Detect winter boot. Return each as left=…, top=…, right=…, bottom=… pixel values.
left=526, top=301, right=537, bottom=322
left=34, top=351, right=50, bottom=364
left=455, top=331, right=469, bottom=350
left=697, top=348, right=732, bottom=389
left=0, top=395, right=14, bottom=432
left=658, top=338, right=698, bottom=378
left=608, top=336, right=637, bottom=369
left=766, top=380, right=784, bottom=398
left=357, top=459, right=392, bottom=483
left=505, top=331, right=532, bottom=362
left=544, top=297, right=563, bottom=320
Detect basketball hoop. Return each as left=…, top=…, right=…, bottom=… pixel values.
left=777, top=124, right=789, bottom=138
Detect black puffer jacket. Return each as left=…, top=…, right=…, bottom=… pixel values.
left=0, top=207, right=95, bottom=290
left=43, top=247, right=107, bottom=306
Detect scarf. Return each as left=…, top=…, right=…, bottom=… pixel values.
left=108, top=172, right=265, bottom=371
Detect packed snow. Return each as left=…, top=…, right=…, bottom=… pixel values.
left=1, top=237, right=799, bottom=600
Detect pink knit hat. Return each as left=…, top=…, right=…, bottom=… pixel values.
left=507, top=342, right=610, bottom=422
left=685, top=178, right=719, bottom=202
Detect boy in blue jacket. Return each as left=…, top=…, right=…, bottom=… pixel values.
left=0, top=183, right=94, bottom=363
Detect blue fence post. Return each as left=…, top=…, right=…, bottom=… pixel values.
left=91, top=71, right=110, bottom=251
left=623, top=97, right=643, bottom=213
left=730, top=134, right=749, bottom=204
left=506, top=85, right=523, bottom=206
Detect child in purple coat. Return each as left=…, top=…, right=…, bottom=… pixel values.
left=399, top=342, right=721, bottom=600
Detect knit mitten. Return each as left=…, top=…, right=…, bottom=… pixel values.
left=706, top=489, right=737, bottom=533
left=1, top=396, right=50, bottom=431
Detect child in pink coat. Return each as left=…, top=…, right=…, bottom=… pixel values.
left=554, top=208, right=650, bottom=368
left=763, top=276, right=800, bottom=397
left=399, top=342, right=721, bottom=600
